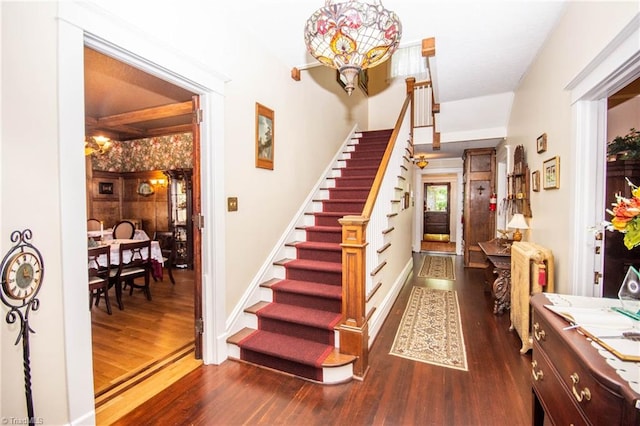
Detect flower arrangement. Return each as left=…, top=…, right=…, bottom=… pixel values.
left=606, top=178, right=640, bottom=249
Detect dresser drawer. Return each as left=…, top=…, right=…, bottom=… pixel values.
left=532, top=311, right=626, bottom=425
left=532, top=346, right=588, bottom=426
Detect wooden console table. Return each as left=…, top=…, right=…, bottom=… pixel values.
left=531, top=294, right=640, bottom=425
left=478, top=239, right=512, bottom=314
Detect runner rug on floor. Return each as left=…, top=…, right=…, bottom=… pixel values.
left=418, top=255, right=455, bottom=280
left=390, top=287, right=468, bottom=371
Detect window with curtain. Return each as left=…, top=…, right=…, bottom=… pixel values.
left=390, top=43, right=429, bottom=80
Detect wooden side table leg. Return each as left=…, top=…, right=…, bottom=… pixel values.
left=493, top=268, right=511, bottom=315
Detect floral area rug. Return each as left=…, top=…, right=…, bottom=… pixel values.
left=390, top=287, right=468, bottom=371
left=418, top=255, right=456, bottom=280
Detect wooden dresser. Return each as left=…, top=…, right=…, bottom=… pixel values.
left=531, top=294, right=640, bottom=425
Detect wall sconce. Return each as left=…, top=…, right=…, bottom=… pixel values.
left=413, top=154, right=429, bottom=169
left=84, top=136, right=112, bottom=156
left=507, top=213, right=529, bottom=242
left=149, top=178, right=167, bottom=187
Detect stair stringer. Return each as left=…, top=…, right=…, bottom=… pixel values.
left=223, top=125, right=362, bottom=344
left=361, top=116, right=416, bottom=351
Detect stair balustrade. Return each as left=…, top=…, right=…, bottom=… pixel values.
left=339, top=94, right=413, bottom=378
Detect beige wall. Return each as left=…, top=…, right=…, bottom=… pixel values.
left=507, top=1, right=639, bottom=293
left=1, top=3, right=72, bottom=424
left=222, top=19, right=368, bottom=314
left=1, top=1, right=367, bottom=424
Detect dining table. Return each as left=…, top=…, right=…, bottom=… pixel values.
left=87, top=228, right=150, bottom=242
left=92, top=239, right=163, bottom=267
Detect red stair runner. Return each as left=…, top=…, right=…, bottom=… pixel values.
left=234, top=129, right=392, bottom=381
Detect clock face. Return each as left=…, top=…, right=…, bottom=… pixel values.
left=3, top=251, right=42, bottom=300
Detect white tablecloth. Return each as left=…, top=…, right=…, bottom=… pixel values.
left=95, top=239, right=163, bottom=266
left=88, top=229, right=150, bottom=241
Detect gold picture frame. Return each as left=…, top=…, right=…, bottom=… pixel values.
left=255, top=103, right=274, bottom=170
left=536, top=133, right=547, bottom=154
left=543, top=156, right=560, bottom=189
left=532, top=170, right=540, bottom=192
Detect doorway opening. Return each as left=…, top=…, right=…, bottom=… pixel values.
left=603, top=77, right=640, bottom=297
left=84, top=46, right=203, bottom=421
left=422, top=182, right=456, bottom=253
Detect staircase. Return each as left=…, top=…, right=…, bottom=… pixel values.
left=227, top=129, right=392, bottom=383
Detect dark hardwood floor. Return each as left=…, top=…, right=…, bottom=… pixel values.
left=114, top=253, right=533, bottom=426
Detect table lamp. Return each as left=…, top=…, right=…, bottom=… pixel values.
left=507, top=213, right=529, bottom=242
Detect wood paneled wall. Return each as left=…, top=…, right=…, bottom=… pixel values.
left=87, top=169, right=169, bottom=238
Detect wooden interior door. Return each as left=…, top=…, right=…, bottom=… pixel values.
left=423, top=183, right=450, bottom=237
left=191, top=95, right=203, bottom=359
left=463, top=148, right=496, bottom=268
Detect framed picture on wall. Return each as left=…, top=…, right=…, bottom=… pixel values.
left=543, top=156, right=560, bottom=189
left=537, top=133, right=547, bottom=154
left=255, top=103, right=274, bottom=170
left=98, top=182, right=114, bottom=195
left=532, top=170, right=540, bottom=192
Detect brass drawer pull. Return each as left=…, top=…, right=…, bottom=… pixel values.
left=570, top=373, right=591, bottom=402
left=533, top=322, right=546, bottom=341
left=531, top=360, right=544, bottom=381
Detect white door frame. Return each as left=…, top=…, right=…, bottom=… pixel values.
left=567, top=14, right=640, bottom=296
left=57, top=3, right=228, bottom=423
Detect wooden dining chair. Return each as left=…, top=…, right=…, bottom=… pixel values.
left=87, top=218, right=102, bottom=231
left=112, top=220, right=136, bottom=239
left=111, top=240, right=152, bottom=305
left=153, top=231, right=176, bottom=285
left=88, top=245, right=112, bottom=314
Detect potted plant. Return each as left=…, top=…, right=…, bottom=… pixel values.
left=607, top=128, right=640, bottom=160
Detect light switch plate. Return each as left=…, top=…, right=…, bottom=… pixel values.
left=227, top=197, right=238, bottom=212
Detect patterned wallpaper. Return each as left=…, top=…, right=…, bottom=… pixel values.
left=92, top=133, right=193, bottom=172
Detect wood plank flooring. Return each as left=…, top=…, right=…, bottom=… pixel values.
left=91, top=268, right=200, bottom=424
left=421, top=240, right=456, bottom=253
left=113, top=252, right=534, bottom=426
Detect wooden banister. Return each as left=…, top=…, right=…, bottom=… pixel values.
left=338, top=93, right=411, bottom=378
left=338, top=38, right=437, bottom=378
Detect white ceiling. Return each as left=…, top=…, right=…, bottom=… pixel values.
left=234, top=1, right=567, bottom=103
left=231, top=0, right=567, bottom=158
left=86, top=1, right=568, bottom=158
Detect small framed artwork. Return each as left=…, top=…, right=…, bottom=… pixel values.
left=255, top=103, right=275, bottom=170
left=543, top=156, right=560, bottom=189
left=532, top=170, right=540, bottom=192
left=536, top=133, right=547, bottom=154
left=98, top=182, right=114, bottom=195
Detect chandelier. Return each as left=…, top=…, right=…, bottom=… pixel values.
left=304, top=0, right=402, bottom=95
left=413, top=153, right=429, bottom=169
left=84, top=136, right=112, bottom=156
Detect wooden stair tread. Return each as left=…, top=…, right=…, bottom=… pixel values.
left=322, top=348, right=357, bottom=368
left=276, top=258, right=342, bottom=273
left=231, top=330, right=356, bottom=369
left=292, top=241, right=341, bottom=251
left=226, top=327, right=256, bottom=345
left=244, top=301, right=270, bottom=315
left=269, top=279, right=342, bottom=299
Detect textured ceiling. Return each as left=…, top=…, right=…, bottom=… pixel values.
left=84, top=1, right=569, bottom=154
left=232, top=0, right=568, bottom=103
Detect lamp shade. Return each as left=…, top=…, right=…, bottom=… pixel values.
left=507, top=213, right=529, bottom=230
left=304, top=0, right=402, bottom=95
